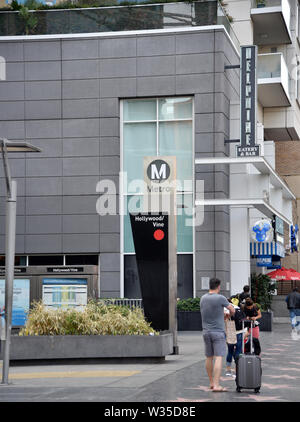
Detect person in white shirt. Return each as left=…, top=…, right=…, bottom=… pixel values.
left=225, top=296, right=246, bottom=377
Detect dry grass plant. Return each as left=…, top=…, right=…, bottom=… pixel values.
left=19, top=301, right=158, bottom=336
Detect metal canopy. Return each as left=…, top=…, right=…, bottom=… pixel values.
left=194, top=156, right=295, bottom=200
left=194, top=197, right=292, bottom=227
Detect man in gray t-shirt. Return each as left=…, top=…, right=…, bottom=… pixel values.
left=201, top=293, right=229, bottom=332
left=200, top=278, right=235, bottom=392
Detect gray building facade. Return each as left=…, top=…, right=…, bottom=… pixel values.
left=0, top=25, right=239, bottom=300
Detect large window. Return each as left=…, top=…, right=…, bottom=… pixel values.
left=121, top=97, right=194, bottom=254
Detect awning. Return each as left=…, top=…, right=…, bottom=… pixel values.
left=267, top=267, right=300, bottom=280
left=250, top=241, right=285, bottom=258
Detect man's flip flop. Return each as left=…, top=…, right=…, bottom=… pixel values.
left=212, top=387, right=228, bottom=392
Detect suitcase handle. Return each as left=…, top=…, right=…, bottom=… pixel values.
left=242, top=319, right=255, bottom=354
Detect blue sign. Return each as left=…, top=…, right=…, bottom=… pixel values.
left=252, top=221, right=273, bottom=242
left=0, top=279, right=30, bottom=326
left=256, top=257, right=272, bottom=267
left=291, top=224, right=299, bottom=253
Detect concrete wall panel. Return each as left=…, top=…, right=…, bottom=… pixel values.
left=0, top=28, right=238, bottom=299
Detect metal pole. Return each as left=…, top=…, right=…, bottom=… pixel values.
left=169, top=188, right=178, bottom=354
left=1, top=180, right=17, bottom=385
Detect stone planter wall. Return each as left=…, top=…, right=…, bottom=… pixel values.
left=0, top=333, right=173, bottom=361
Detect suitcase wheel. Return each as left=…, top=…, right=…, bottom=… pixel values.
left=236, top=387, right=242, bottom=393
left=254, top=388, right=260, bottom=394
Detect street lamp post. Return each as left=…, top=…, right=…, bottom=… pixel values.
left=0, top=138, right=41, bottom=385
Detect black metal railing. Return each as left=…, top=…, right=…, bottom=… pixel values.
left=98, top=298, right=143, bottom=310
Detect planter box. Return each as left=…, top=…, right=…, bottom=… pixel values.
left=177, top=311, right=202, bottom=331
left=259, top=311, right=273, bottom=332
left=177, top=311, right=273, bottom=332
left=0, top=333, right=173, bottom=361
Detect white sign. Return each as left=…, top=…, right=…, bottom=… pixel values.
left=201, top=277, right=210, bottom=290
left=42, top=278, right=87, bottom=310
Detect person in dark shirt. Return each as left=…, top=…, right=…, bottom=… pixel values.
left=238, top=285, right=250, bottom=306
left=285, top=287, right=300, bottom=339
left=242, top=297, right=262, bottom=340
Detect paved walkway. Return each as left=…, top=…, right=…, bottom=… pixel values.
left=0, top=324, right=299, bottom=402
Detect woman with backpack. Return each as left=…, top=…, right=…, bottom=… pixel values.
left=225, top=296, right=246, bottom=377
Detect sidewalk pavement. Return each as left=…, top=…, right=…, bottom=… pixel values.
left=0, top=324, right=299, bottom=402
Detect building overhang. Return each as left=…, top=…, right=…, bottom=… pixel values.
left=257, top=53, right=290, bottom=108
left=250, top=241, right=285, bottom=258
left=257, top=80, right=290, bottom=107
left=194, top=156, right=295, bottom=227
left=195, top=156, right=295, bottom=200
left=251, top=2, right=292, bottom=46
left=263, top=126, right=299, bottom=142
left=195, top=197, right=292, bottom=227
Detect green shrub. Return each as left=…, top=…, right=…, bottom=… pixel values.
left=251, top=273, right=277, bottom=311
left=10, top=0, right=21, bottom=10
left=18, top=5, right=38, bottom=34
left=177, top=297, right=200, bottom=312
left=19, top=300, right=158, bottom=336
left=1, top=0, right=203, bottom=11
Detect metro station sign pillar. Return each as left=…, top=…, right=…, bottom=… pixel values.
left=129, top=156, right=178, bottom=354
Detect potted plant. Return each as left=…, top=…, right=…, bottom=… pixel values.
left=18, top=5, right=38, bottom=35
left=177, top=297, right=202, bottom=331
left=256, top=0, right=266, bottom=8
left=250, top=273, right=276, bottom=331
left=2, top=301, right=173, bottom=361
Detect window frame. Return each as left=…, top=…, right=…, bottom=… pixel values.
left=120, top=96, right=195, bottom=298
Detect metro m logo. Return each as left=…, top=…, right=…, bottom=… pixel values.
left=151, top=163, right=166, bottom=180
left=147, top=159, right=170, bottom=183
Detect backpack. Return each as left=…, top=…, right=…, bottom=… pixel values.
left=234, top=307, right=245, bottom=331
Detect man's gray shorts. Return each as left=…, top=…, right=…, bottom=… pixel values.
left=203, top=331, right=227, bottom=357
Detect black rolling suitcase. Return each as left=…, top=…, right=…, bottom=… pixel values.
left=235, top=320, right=262, bottom=393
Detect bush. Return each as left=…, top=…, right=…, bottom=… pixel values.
left=1, top=0, right=198, bottom=11
left=19, top=301, right=158, bottom=336
left=177, top=297, right=200, bottom=312
left=251, top=273, right=277, bottom=311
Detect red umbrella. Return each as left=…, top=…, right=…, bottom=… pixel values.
left=267, top=267, right=300, bottom=281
